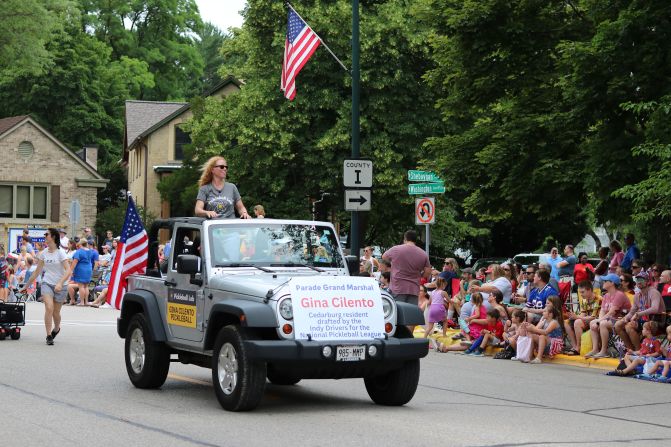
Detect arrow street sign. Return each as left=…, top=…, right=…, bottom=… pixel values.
left=343, top=159, right=373, bottom=188
left=408, top=170, right=441, bottom=182
left=415, top=197, right=435, bottom=225
left=408, top=183, right=445, bottom=195
left=344, top=189, right=371, bottom=211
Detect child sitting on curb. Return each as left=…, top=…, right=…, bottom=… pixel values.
left=524, top=302, right=564, bottom=364
left=606, top=321, right=661, bottom=377
left=505, top=310, right=526, bottom=349
left=433, top=292, right=486, bottom=353
left=465, top=308, right=504, bottom=356
left=642, top=324, right=671, bottom=382
left=452, top=280, right=482, bottom=341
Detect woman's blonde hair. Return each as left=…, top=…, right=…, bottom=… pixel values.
left=199, top=156, right=226, bottom=187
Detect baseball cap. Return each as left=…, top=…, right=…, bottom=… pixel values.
left=601, top=273, right=620, bottom=286
left=462, top=267, right=474, bottom=274
left=634, top=271, right=649, bottom=281
left=58, top=228, right=66, bottom=234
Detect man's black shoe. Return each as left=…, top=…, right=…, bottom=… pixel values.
left=46, top=335, right=54, bottom=346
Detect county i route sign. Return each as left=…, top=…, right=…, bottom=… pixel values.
left=343, top=159, right=373, bottom=188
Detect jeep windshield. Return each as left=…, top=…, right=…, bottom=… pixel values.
left=209, top=223, right=344, bottom=269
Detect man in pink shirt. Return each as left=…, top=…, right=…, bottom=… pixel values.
left=382, top=230, right=431, bottom=306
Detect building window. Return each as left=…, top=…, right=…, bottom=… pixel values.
left=18, top=141, right=35, bottom=159
left=175, top=126, right=191, bottom=161
left=0, top=184, right=49, bottom=220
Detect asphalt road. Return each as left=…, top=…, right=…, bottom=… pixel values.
left=2, top=303, right=671, bottom=447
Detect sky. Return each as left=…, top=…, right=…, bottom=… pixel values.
left=196, top=0, right=247, bottom=32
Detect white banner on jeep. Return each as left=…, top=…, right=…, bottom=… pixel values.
left=290, top=276, right=385, bottom=340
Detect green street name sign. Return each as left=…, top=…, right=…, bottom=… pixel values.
left=408, top=183, right=445, bottom=195
left=408, top=170, right=442, bottom=182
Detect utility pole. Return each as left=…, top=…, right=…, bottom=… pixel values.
left=350, top=0, right=361, bottom=258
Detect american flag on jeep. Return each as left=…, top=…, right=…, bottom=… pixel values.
left=107, top=197, right=148, bottom=310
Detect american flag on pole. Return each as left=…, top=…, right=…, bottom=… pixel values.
left=107, top=197, right=148, bottom=310
left=281, top=8, right=321, bottom=101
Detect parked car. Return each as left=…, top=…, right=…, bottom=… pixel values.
left=513, top=253, right=550, bottom=268
left=472, top=257, right=510, bottom=273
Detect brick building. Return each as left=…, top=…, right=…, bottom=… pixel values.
left=0, top=115, right=108, bottom=251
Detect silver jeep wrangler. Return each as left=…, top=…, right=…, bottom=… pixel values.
left=117, top=218, right=427, bottom=411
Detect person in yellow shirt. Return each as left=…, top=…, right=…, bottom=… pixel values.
left=564, top=280, right=601, bottom=355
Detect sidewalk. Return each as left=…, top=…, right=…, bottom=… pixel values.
left=414, top=327, right=619, bottom=370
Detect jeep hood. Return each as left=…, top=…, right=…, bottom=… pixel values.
left=207, top=272, right=320, bottom=299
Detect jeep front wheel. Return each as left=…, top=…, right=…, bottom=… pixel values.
left=124, top=313, right=170, bottom=388
left=364, top=359, right=420, bottom=406
left=212, top=326, right=266, bottom=411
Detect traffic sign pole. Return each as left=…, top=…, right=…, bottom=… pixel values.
left=425, top=224, right=430, bottom=257
left=350, top=0, right=360, bottom=258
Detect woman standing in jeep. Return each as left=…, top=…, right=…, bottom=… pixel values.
left=195, top=156, right=251, bottom=220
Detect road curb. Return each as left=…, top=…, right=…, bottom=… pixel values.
left=417, top=329, right=619, bottom=371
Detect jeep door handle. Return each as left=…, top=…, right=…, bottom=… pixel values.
left=164, top=280, right=177, bottom=287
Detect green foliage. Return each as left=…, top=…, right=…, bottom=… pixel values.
left=416, top=0, right=590, bottom=254
left=79, top=0, right=204, bottom=100
left=0, top=0, right=74, bottom=84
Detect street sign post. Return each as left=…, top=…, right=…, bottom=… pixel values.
left=343, top=159, right=373, bottom=188
left=415, top=197, right=435, bottom=256
left=408, top=183, right=445, bottom=195
left=69, top=199, right=81, bottom=236
left=408, top=170, right=441, bottom=182
left=344, top=190, right=371, bottom=212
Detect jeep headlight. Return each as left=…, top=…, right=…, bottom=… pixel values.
left=382, top=297, right=392, bottom=319
left=279, top=298, right=293, bottom=320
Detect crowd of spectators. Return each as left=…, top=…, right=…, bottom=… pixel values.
left=361, top=232, right=671, bottom=378
left=0, top=227, right=118, bottom=307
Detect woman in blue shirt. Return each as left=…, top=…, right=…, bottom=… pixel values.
left=68, top=239, right=95, bottom=306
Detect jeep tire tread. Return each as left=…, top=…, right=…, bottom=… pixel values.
left=212, top=325, right=267, bottom=411
left=364, top=359, right=420, bottom=406
left=124, top=313, right=170, bottom=389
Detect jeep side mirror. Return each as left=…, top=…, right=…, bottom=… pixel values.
left=345, top=255, right=359, bottom=276
left=176, top=254, right=201, bottom=275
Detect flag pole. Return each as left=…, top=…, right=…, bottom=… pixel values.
left=285, top=2, right=350, bottom=74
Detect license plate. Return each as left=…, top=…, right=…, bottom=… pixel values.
left=336, top=345, right=366, bottom=362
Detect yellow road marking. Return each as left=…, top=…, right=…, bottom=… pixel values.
left=168, top=373, right=211, bottom=386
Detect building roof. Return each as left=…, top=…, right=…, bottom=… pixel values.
left=0, top=115, right=30, bottom=136
left=124, top=101, right=188, bottom=149
left=123, top=76, right=243, bottom=154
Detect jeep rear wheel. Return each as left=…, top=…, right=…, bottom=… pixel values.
left=364, top=359, right=420, bottom=406
left=212, top=326, right=266, bottom=411
left=124, top=313, right=170, bottom=389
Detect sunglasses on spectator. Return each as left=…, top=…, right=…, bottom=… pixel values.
left=652, top=268, right=659, bottom=272
left=503, top=268, right=510, bottom=271
left=525, top=271, right=534, bottom=274
left=632, top=265, right=641, bottom=269
left=215, top=165, right=228, bottom=169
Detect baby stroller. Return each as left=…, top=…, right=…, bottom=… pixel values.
left=0, top=288, right=26, bottom=340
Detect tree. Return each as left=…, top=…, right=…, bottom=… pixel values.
left=416, top=0, right=590, bottom=254
left=0, top=24, right=154, bottom=210
left=0, top=0, right=73, bottom=84
left=195, top=22, right=230, bottom=92
left=160, top=0, right=480, bottom=251
left=78, top=0, right=204, bottom=100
